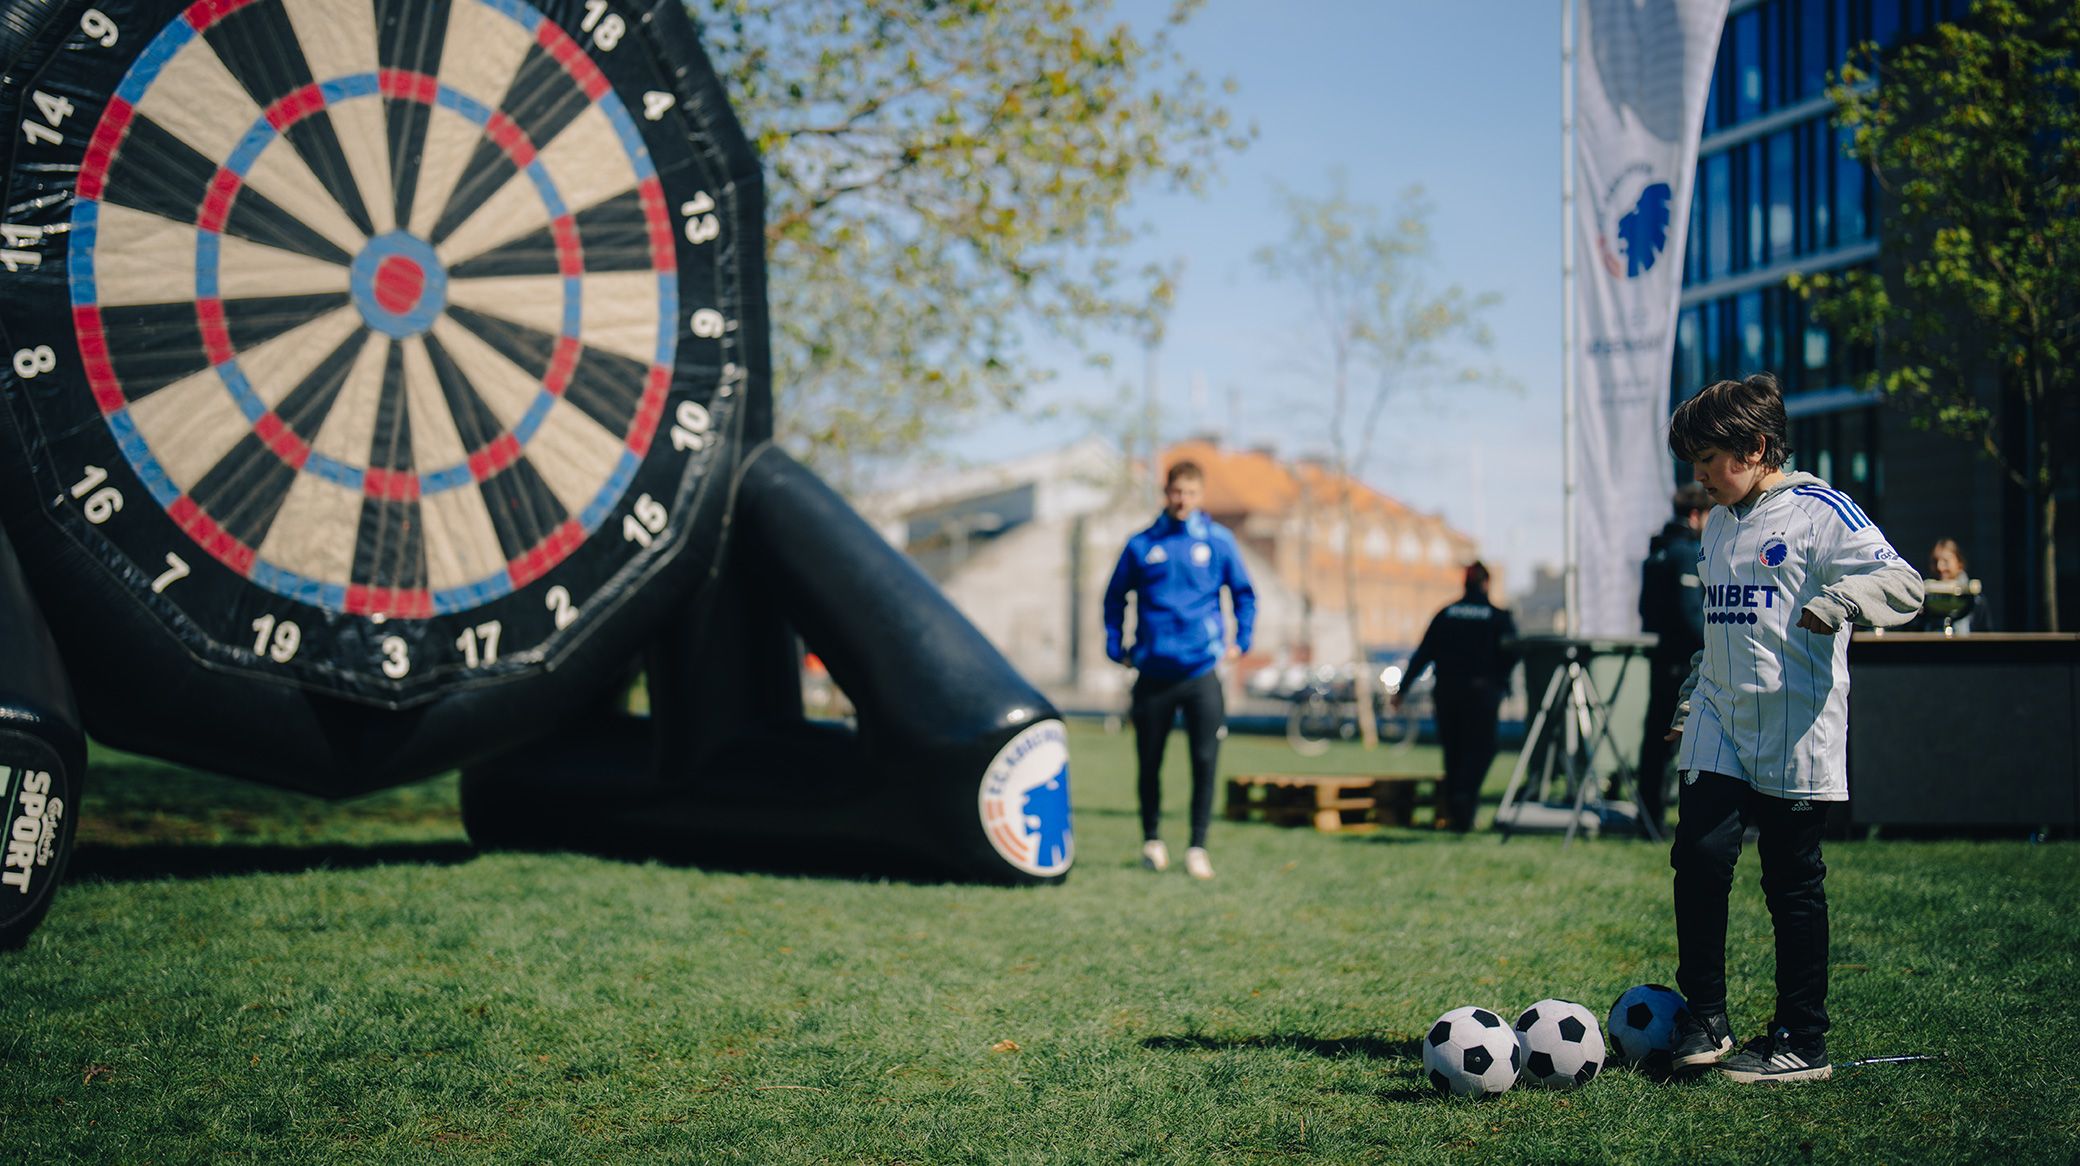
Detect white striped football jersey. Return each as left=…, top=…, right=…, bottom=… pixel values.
left=1676, top=473, right=1924, bottom=800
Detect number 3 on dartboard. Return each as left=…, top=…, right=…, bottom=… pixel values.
left=380, top=636, right=410, bottom=679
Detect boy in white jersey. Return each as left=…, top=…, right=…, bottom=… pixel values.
left=1661, top=375, right=1924, bottom=1083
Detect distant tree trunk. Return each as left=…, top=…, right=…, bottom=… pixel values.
left=1340, top=489, right=1377, bottom=748
left=2041, top=490, right=2059, bottom=633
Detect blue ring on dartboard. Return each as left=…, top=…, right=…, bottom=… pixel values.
left=66, top=0, right=681, bottom=621
left=348, top=232, right=451, bottom=339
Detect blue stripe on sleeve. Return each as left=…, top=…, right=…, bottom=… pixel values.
left=1793, top=486, right=1865, bottom=531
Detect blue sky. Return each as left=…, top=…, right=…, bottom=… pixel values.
left=948, top=0, right=1568, bottom=593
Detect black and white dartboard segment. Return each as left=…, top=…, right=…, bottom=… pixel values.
left=1, top=0, right=759, bottom=705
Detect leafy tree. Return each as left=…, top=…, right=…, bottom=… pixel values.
left=1790, top=0, right=2078, bottom=629
left=700, top=0, right=1248, bottom=485
left=1253, top=181, right=1504, bottom=745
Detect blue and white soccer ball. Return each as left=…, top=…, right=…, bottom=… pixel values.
left=1513, top=998, right=1606, bottom=1089
left=1606, top=983, right=1689, bottom=1065
left=1423, top=1006, right=1523, bottom=1097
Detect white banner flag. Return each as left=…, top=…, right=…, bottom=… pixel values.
left=1572, top=0, right=1727, bottom=636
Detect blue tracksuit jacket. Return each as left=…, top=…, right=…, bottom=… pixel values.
left=1102, top=511, right=1256, bottom=681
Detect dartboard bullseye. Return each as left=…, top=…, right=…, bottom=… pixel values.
left=0, top=0, right=764, bottom=707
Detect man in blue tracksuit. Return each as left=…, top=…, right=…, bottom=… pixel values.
left=1103, top=460, right=1256, bottom=880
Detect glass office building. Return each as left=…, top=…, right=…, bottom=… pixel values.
left=1672, top=0, right=2074, bottom=628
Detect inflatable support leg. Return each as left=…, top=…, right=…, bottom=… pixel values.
left=461, top=446, right=1072, bottom=884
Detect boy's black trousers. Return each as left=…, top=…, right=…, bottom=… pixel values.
left=1129, top=669, right=1224, bottom=848
left=1671, top=770, right=1831, bottom=1040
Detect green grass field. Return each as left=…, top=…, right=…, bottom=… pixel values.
left=3, top=722, right=2075, bottom=1163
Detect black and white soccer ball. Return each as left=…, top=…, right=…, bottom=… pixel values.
left=1606, top=983, right=1688, bottom=1064
left=1513, top=998, right=1606, bottom=1089
left=1423, top=1006, right=1523, bottom=1097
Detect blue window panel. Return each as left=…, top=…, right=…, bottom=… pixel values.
left=1808, top=118, right=1834, bottom=248
left=1677, top=307, right=1703, bottom=391
left=1738, top=290, right=1764, bottom=371
left=1768, top=129, right=1796, bottom=263
left=1873, top=0, right=1902, bottom=47
left=1835, top=125, right=1868, bottom=243
left=1735, top=9, right=1763, bottom=122
left=1745, top=140, right=1765, bottom=270
left=1765, top=287, right=1789, bottom=375
left=1705, top=152, right=1732, bottom=280
left=1762, top=0, right=1785, bottom=114
left=1687, top=169, right=1707, bottom=285
left=1802, top=287, right=1831, bottom=383
left=1798, top=0, right=1832, bottom=101
left=1702, top=298, right=1724, bottom=378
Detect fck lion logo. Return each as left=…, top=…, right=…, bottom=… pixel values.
left=1597, top=170, right=1674, bottom=281
left=978, top=720, right=1073, bottom=877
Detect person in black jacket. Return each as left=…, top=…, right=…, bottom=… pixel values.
left=1635, top=482, right=1710, bottom=835
left=1394, top=562, right=1517, bottom=833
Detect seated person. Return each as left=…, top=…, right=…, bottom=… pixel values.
left=1908, top=538, right=1985, bottom=634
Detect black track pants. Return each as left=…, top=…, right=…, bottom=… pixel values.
left=1130, top=669, right=1224, bottom=848
left=1671, top=770, right=1831, bottom=1039
left=1432, top=688, right=1499, bottom=832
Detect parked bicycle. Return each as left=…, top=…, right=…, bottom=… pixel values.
left=1266, top=660, right=1425, bottom=756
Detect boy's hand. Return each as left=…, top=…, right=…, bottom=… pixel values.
left=1796, top=610, right=1838, bottom=634
left=1663, top=727, right=1682, bottom=743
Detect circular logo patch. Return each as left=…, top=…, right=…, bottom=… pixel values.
left=978, top=719, right=1072, bottom=877
left=1760, top=538, right=1789, bottom=567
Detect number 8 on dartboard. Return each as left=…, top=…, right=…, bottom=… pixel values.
left=0, top=0, right=766, bottom=715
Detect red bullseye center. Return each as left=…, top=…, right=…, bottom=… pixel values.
left=374, top=255, right=426, bottom=313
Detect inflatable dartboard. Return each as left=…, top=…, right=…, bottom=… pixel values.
left=0, top=0, right=767, bottom=790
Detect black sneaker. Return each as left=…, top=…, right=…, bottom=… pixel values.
left=1669, top=1009, right=1734, bottom=1067
left=1718, top=1027, right=1832, bottom=1083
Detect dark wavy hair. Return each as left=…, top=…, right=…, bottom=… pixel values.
left=1667, top=373, right=1792, bottom=470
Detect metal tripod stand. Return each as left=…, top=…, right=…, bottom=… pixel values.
left=1497, top=641, right=1660, bottom=848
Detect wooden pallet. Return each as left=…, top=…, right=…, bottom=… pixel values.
left=1368, top=774, right=1449, bottom=828
left=1225, top=773, right=1447, bottom=832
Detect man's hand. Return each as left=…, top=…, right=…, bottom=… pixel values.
left=1663, top=727, right=1683, bottom=743
left=1796, top=609, right=1838, bottom=635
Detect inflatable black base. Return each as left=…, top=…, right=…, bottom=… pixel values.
left=0, top=522, right=84, bottom=949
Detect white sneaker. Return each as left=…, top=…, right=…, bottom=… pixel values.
left=1185, top=847, right=1214, bottom=880
left=1141, top=840, right=1169, bottom=871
